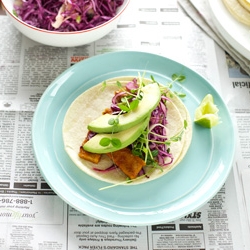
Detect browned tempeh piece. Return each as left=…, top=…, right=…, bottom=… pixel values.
left=107, top=147, right=145, bottom=179
left=78, top=146, right=101, bottom=164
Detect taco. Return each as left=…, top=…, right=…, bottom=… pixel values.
left=63, top=76, right=192, bottom=186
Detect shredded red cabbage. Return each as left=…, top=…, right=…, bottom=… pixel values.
left=13, top=0, right=124, bottom=32
left=93, top=164, right=117, bottom=173
left=125, top=78, right=139, bottom=91
left=148, top=98, right=173, bottom=167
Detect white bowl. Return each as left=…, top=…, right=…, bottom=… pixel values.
left=2, top=0, right=130, bottom=47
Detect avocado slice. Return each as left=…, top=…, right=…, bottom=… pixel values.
left=83, top=117, right=149, bottom=154
left=87, top=83, right=161, bottom=133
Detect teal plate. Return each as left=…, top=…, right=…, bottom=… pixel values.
left=32, top=51, right=235, bottom=226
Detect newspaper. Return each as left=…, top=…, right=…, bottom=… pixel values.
left=0, top=0, right=249, bottom=249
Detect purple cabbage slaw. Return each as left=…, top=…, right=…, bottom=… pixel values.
left=13, top=0, right=124, bottom=32
left=147, top=96, right=173, bottom=167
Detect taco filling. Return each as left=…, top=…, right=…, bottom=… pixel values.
left=63, top=76, right=192, bottom=185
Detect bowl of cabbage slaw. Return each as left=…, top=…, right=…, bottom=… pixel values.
left=2, top=0, right=130, bottom=47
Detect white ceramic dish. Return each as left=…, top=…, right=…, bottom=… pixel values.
left=2, top=0, right=130, bottom=47
left=208, top=0, right=250, bottom=60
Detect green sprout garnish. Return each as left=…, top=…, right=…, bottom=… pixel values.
left=174, top=91, right=186, bottom=98
left=108, top=118, right=119, bottom=126
left=99, top=137, right=122, bottom=148
left=13, top=10, right=18, bottom=17
left=172, top=73, right=186, bottom=83
left=76, top=15, right=81, bottom=23
left=170, top=74, right=186, bottom=98
left=116, top=81, right=123, bottom=88
left=151, top=73, right=186, bottom=98
left=101, top=81, right=107, bottom=91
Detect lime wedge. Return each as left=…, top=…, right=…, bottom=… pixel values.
left=194, top=94, right=220, bottom=128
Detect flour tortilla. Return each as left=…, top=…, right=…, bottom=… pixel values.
left=222, top=0, right=250, bottom=25
left=63, top=76, right=192, bottom=185
left=238, top=0, right=250, bottom=12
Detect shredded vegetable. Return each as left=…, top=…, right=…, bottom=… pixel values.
left=13, top=0, right=124, bottom=32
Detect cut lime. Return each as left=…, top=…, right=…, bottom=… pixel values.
left=194, top=94, right=220, bottom=128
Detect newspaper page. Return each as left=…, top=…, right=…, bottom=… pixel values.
left=215, top=48, right=250, bottom=250
left=0, top=0, right=247, bottom=249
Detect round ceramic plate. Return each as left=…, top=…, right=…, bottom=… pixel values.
left=208, top=0, right=250, bottom=60
left=32, top=51, right=235, bottom=226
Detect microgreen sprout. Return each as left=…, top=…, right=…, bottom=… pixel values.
left=116, top=81, right=123, bottom=89
left=167, top=74, right=186, bottom=98
left=13, top=10, right=18, bottom=17
left=169, top=120, right=187, bottom=142
left=108, top=118, right=119, bottom=126
left=99, top=137, right=111, bottom=147
left=174, top=91, right=186, bottom=98
left=99, top=137, right=122, bottom=148
left=101, top=81, right=107, bottom=91
left=98, top=170, right=154, bottom=191
left=172, top=73, right=186, bottom=83
left=150, top=73, right=186, bottom=98
left=118, top=98, right=140, bottom=112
